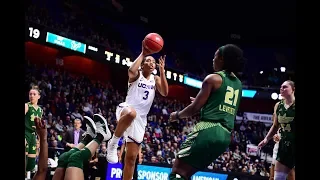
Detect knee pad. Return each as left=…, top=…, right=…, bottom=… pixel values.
left=169, top=173, right=187, bottom=180
left=274, top=171, right=288, bottom=180
left=26, top=157, right=36, bottom=171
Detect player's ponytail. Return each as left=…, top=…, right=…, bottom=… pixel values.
left=219, top=44, right=246, bottom=74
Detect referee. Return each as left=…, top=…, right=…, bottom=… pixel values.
left=120, top=138, right=142, bottom=180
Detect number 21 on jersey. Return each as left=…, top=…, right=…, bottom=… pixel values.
left=224, top=86, right=239, bottom=106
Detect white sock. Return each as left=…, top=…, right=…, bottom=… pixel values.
left=109, top=134, right=120, bottom=146
left=274, top=171, right=288, bottom=180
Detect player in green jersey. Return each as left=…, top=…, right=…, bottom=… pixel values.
left=25, top=86, right=43, bottom=173
left=168, top=44, right=245, bottom=180
left=258, top=80, right=295, bottom=180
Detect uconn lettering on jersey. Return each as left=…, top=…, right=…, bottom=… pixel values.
left=138, top=83, right=155, bottom=90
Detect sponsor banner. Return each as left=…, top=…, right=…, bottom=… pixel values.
left=107, top=163, right=123, bottom=180
left=106, top=163, right=228, bottom=180
left=192, top=171, right=228, bottom=180
left=243, top=112, right=273, bottom=123
left=246, top=144, right=260, bottom=156
left=46, top=32, right=86, bottom=54
left=138, top=165, right=171, bottom=180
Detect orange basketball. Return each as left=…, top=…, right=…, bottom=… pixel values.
left=143, top=33, right=164, bottom=53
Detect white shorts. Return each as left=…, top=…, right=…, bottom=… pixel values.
left=272, top=142, right=279, bottom=164
left=116, top=102, right=146, bottom=144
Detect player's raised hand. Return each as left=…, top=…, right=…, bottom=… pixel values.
left=142, top=41, right=153, bottom=56
left=35, top=117, right=47, bottom=139
left=190, top=97, right=195, bottom=103
left=157, top=55, right=166, bottom=71
left=258, top=138, right=268, bottom=149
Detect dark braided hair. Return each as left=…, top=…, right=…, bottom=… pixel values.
left=218, top=44, right=246, bottom=74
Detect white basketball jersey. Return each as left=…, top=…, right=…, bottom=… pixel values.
left=125, top=71, right=156, bottom=118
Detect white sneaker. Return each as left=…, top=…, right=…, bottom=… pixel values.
left=107, top=140, right=119, bottom=163
left=83, top=116, right=97, bottom=138
left=93, top=114, right=111, bottom=141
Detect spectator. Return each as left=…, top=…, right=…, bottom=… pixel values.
left=63, top=119, right=85, bottom=151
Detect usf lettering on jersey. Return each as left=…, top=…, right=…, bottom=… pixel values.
left=276, top=100, right=295, bottom=139
left=25, top=102, right=43, bottom=133
left=200, top=71, right=242, bottom=130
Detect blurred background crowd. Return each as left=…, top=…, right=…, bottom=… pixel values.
left=25, top=0, right=294, bottom=180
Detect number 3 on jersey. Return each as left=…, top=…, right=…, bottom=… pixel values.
left=143, top=91, right=149, bottom=100
left=224, top=86, right=239, bottom=106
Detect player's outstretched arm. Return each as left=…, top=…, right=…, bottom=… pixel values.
left=128, top=41, right=153, bottom=82
left=33, top=118, right=48, bottom=180
left=258, top=102, right=280, bottom=148
left=155, top=55, right=169, bottom=96
left=170, top=74, right=222, bottom=120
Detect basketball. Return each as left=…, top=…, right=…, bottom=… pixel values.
left=143, top=33, right=164, bottom=53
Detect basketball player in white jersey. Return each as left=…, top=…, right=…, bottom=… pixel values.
left=106, top=42, right=169, bottom=180
left=270, top=131, right=295, bottom=180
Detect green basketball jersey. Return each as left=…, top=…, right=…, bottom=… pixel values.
left=25, top=102, right=43, bottom=134
left=276, top=100, right=295, bottom=140
left=200, top=71, right=242, bottom=130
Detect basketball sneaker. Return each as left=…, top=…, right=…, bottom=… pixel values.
left=83, top=116, right=97, bottom=138
left=106, top=139, right=119, bottom=163
left=93, top=114, right=112, bottom=141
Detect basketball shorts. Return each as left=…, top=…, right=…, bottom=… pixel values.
left=116, top=102, right=146, bottom=144
left=276, top=138, right=295, bottom=169
left=25, top=131, right=37, bottom=155
left=272, top=142, right=279, bottom=165
left=177, top=121, right=231, bottom=170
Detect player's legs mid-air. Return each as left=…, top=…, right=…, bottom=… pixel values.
left=108, top=104, right=143, bottom=180
left=107, top=105, right=137, bottom=161
left=52, top=116, right=95, bottom=180
left=52, top=114, right=111, bottom=180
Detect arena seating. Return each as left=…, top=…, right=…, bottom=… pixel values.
left=26, top=1, right=293, bottom=89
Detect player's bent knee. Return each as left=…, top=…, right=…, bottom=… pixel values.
left=26, top=157, right=36, bottom=171
left=121, top=107, right=137, bottom=120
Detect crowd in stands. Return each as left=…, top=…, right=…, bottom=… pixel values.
left=25, top=1, right=294, bottom=89
left=26, top=62, right=273, bottom=178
